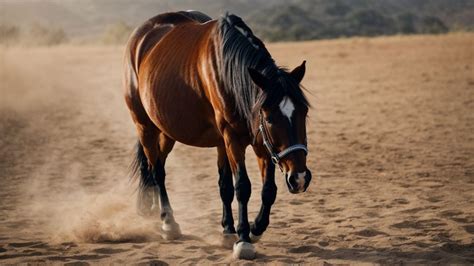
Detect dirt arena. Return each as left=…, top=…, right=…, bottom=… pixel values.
left=0, top=33, right=473, bottom=264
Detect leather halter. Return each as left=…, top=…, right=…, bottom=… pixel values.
left=256, top=110, right=308, bottom=172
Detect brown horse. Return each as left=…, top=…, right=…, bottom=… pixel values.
left=124, top=11, right=312, bottom=259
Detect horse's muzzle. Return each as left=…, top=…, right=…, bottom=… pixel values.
left=286, top=169, right=312, bottom=194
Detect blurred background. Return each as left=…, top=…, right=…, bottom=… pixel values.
left=1, top=0, right=474, bottom=45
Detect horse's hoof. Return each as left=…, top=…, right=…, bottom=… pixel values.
left=161, top=222, right=182, bottom=240
left=221, top=233, right=238, bottom=249
left=233, top=241, right=256, bottom=260
left=250, top=232, right=262, bottom=243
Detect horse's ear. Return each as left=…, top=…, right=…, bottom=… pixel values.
left=290, top=60, right=306, bottom=84
left=248, top=68, right=269, bottom=91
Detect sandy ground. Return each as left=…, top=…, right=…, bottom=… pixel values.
left=0, top=33, right=473, bottom=264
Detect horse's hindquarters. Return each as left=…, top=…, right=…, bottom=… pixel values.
left=135, top=20, right=222, bottom=147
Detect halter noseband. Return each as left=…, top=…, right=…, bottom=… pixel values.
left=256, top=111, right=308, bottom=171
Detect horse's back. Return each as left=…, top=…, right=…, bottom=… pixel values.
left=124, top=11, right=211, bottom=93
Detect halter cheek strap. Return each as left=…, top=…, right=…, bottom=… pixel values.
left=257, top=112, right=308, bottom=171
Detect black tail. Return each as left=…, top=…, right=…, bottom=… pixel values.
left=130, top=140, right=157, bottom=190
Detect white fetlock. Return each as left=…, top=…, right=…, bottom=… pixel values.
left=249, top=232, right=262, bottom=243
left=233, top=241, right=256, bottom=260
left=161, top=221, right=182, bottom=240
left=221, top=233, right=238, bottom=249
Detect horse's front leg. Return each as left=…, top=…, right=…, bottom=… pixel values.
left=250, top=157, right=277, bottom=243
left=217, top=146, right=237, bottom=247
left=222, top=131, right=255, bottom=260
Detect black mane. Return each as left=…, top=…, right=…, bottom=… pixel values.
left=217, top=13, right=308, bottom=132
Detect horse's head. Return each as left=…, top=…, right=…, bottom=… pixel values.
left=249, top=61, right=312, bottom=194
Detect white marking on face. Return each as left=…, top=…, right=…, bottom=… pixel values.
left=297, top=172, right=306, bottom=191
left=286, top=171, right=293, bottom=185
left=279, top=97, right=295, bottom=125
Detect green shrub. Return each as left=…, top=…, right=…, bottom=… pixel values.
left=420, top=16, right=449, bottom=34
left=325, top=2, right=352, bottom=17
left=348, top=9, right=397, bottom=36
left=396, top=13, right=417, bottom=34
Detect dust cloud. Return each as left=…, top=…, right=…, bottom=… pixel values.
left=0, top=47, right=161, bottom=245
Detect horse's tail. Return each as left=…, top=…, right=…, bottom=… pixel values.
left=130, top=141, right=161, bottom=216
left=130, top=140, right=156, bottom=189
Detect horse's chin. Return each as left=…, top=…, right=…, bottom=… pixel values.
left=287, top=187, right=305, bottom=194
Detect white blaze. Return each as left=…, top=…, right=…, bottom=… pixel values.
left=279, top=96, right=295, bottom=124
left=297, top=172, right=306, bottom=191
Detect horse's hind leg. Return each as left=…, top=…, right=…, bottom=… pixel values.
left=134, top=140, right=160, bottom=217
left=135, top=123, right=180, bottom=239
left=153, top=133, right=181, bottom=240
left=217, top=146, right=237, bottom=247
left=131, top=117, right=163, bottom=218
